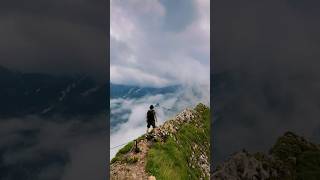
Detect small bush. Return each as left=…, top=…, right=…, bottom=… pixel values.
left=126, top=156, right=139, bottom=164
left=117, top=141, right=134, bottom=156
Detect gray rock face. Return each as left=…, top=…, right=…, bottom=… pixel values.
left=213, top=151, right=273, bottom=180
left=213, top=150, right=295, bottom=180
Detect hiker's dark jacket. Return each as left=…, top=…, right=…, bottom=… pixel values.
left=147, top=109, right=156, bottom=128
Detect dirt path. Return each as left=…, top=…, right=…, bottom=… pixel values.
left=110, top=137, right=152, bottom=180
left=110, top=108, right=198, bottom=180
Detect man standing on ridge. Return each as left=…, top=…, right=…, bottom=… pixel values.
left=146, top=105, right=157, bottom=133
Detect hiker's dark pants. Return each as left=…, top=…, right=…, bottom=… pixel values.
left=147, top=120, right=156, bottom=128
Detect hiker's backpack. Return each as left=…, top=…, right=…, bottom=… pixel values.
left=147, top=110, right=155, bottom=122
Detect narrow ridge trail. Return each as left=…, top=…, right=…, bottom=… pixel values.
left=110, top=138, right=151, bottom=179
left=110, top=104, right=210, bottom=180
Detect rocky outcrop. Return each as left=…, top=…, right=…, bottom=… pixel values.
left=213, top=150, right=292, bottom=180
left=213, top=131, right=320, bottom=179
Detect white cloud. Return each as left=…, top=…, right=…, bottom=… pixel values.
left=110, top=65, right=172, bottom=87
left=110, top=0, right=210, bottom=87
left=0, top=115, right=107, bottom=180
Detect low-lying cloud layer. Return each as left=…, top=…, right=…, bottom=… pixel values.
left=110, top=85, right=209, bottom=159
left=0, top=115, right=107, bottom=180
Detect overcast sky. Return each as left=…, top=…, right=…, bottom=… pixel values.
left=110, top=0, right=210, bottom=87
left=213, top=0, right=320, bottom=163
left=0, top=0, right=107, bottom=81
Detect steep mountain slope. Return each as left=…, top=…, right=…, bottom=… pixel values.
left=213, top=131, right=320, bottom=180
left=110, top=103, right=210, bottom=180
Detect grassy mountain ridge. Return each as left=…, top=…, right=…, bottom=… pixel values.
left=110, top=103, right=210, bottom=180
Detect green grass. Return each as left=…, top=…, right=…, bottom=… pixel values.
left=117, top=141, right=134, bottom=155
left=146, top=104, right=210, bottom=180
left=111, top=141, right=134, bottom=164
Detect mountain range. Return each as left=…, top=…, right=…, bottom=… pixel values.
left=110, top=83, right=180, bottom=99
left=0, top=66, right=107, bottom=118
